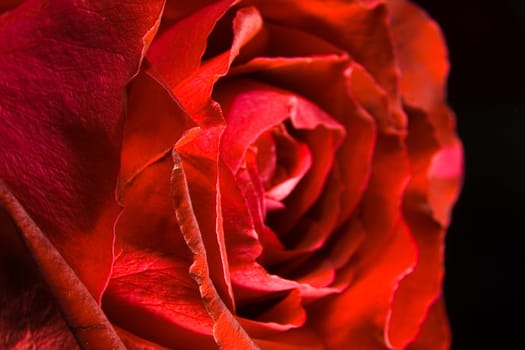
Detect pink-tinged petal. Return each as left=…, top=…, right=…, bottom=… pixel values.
left=105, top=158, right=216, bottom=350
left=0, top=0, right=165, bottom=300
left=309, top=220, right=417, bottom=349
left=428, top=129, right=464, bottom=226
left=170, top=150, right=258, bottom=350
left=387, top=0, right=449, bottom=111
left=406, top=297, right=451, bottom=350
left=119, top=71, right=195, bottom=191
left=245, top=0, right=400, bottom=95
left=0, top=182, right=124, bottom=349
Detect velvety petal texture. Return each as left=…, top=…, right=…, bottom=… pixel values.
left=0, top=0, right=165, bottom=347
left=0, top=0, right=462, bottom=349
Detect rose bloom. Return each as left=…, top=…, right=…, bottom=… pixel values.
left=0, top=0, right=462, bottom=349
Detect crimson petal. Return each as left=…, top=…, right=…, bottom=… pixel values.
left=0, top=0, right=165, bottom=300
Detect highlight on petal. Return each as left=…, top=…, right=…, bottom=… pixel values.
left=0, top=0, right=165, bottom=301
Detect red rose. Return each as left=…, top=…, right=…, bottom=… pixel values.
left=0, top=0, right=462, bottom=349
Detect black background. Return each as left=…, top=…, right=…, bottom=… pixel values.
left=413, top=1, right=525, bottom=349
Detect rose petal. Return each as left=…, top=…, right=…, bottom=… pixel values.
left=237, top=290, right=306, bottom=333
left=119, top=71, right=195, bottom=191
left=0, top=182, right=124, bottom=349
left=386, top=212, right=445, bottom=349
left=428, top=139, right=464, bottom=225
left=105, top=158, right=216, bottom=349
left=115, top=326, right=171, bottom=350
left=175, top=127, right=235, bottom=311
left=162, top=0, right=226, bottom=22
left=232, top=56, right=376, bottom=232
left=0, top=207, right=78, bottom=349
left=406, top=297, right=451, bottom=350
left=252, top=327, right=325, bottom=350
left=387, top=0, right=449, bottom=111
left=148, top=3, right=261, bottom=125
left=0, top=0, right=24, bottom=13
left=171, top=149, right=259, bottom=350
left=309, top=220, right=417, bottom=348
left=0, top=0, right=165, bottom=300
left=246, top=0, right=400, bottom=95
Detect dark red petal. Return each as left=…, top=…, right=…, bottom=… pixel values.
left=0, top=206, right=78, bottom=349
left=171, top=149, right=258, bottom=350
left=0, top=0, right=164, bottom=300
left=237, top=290, right=306, bottom=333
left=119, top=71, right=195, bottom=191
left=246, top=0, right=400, bottom=95
left=406, top=297, right=451, bottom=350
left=0, top=0, right=24, bottom=13
left=387, top=0, right=449, bottom=111
left=105, top=158, right=216, bottom=350
left=0, top=182, right=124, bottom=349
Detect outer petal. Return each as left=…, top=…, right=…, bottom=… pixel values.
left=406, top=297, right=450, bottom=350
left=0, top=0, right=165, bottom=300
left=387, top=0, right=463, bottom=225
left=245, top=0, right=400, bottom=95
left=0, top=182, right=124, bottom=349
left=387, top=0, right=449, bottom=111
left=309, top=220, right=417, bottom=349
